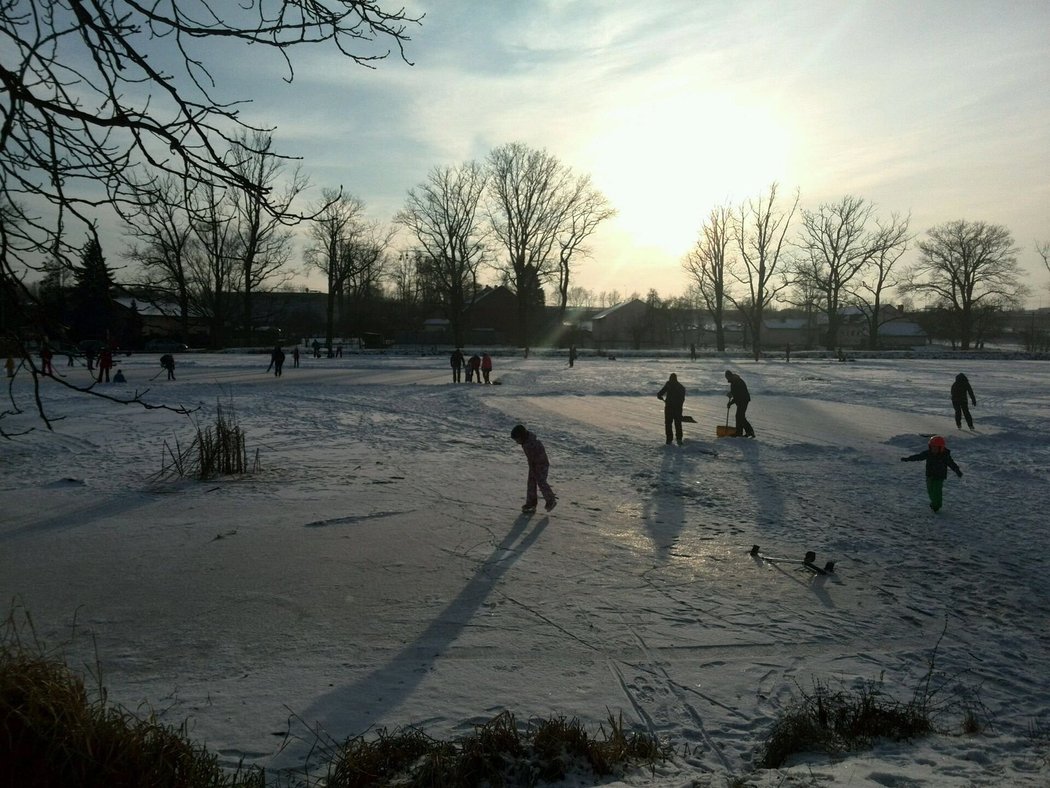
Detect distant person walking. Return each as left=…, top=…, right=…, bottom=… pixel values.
left=568, top=345, right=578, bottom=367
left=468, top=353, right=481, bottom=383
left=292, top=346, right=300, bottom=368
left=481, top=352, right=493, bottom=384
left=450, top=348, right=464, bottom=383
left=951, top=373, right=977, bottom=431
left=5, top=356, right=15, bottom=378
left=269, top=345, right=285, bottom=377
left=40, top=344, right=54, bottom=376
left=901, top=435, right=963, bottom=512
left=511, top=424, right=557, bottom=513
left=160, top=353, right=176, bottom=380
left=725, top=369, right=755, bottom=438
left=656, top=372, right=686, bottom=446
left=97, top=347, right=114, bottom=383
left=689, top=343, right=696, bottom=361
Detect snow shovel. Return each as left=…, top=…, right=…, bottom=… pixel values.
left=716, top=403, right=737, bottom=437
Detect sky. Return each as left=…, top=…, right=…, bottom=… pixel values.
left=93, top=1, right=1050, bottom=305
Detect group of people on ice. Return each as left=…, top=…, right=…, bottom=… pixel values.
left=449, top=349, right=494, bottom=384
left=511, top=366, right=979, bottom=516
left=34, top=342, right=118, bottom=383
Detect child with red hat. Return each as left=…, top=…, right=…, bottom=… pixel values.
left=901, top=435, right=963, bottom=512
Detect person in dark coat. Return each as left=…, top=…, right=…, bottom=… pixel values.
left=160, top=353, right=176, bottom=380
left=270, top=345, right=285, bottom=377
left=901, top=435, right=962, bottom=512
left=450, top=348, right=464, bottom=383
left=511, top=424, right=557, bottom=513
left=481, top=352, right=493, bottom=383
left=951, top=373, right=976, bottom=430
left=725, top=369, right=755, bottom=437
left=656, top=373, right=686, bottom=445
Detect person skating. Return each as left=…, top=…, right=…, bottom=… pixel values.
left=160, top=353, right=176, bottom=380
left=951, top=373, right=977, bottom=431
left=481, top=352, right=493, bottom=384
left=725, top=369, right=755, bottom=437
left=269, top=345, right=285, bottom=377
left=656, top=372, right=686, bottom=445
left=467, top=353, right=481, bottom=383
left=901, top=435, right=963, bottom=512
left=510, top=424, right=557, bottom=513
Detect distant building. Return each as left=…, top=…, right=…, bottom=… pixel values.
left=585, top=299, right=650, bottom=349
left=762, top=317, right=814, bottom=349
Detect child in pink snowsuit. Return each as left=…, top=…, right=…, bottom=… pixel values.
left=511, top=424, right=557, bottom=513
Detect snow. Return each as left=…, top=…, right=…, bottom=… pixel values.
left=2, top=351, right=1049, bottom=786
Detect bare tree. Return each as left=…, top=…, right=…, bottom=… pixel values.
left=1038, top=241, right=1050, bottom=282
left=1, top=0, right=418, bottom=432
left=486, top=142, right=613, bottom=346
left=729, top=184, right=800, bottom=361
left=794, top=196, right=899, bottom=349
left=123, top=175, right=197, bottom=343
left=554, top=175, right=616, bottom=313
left=228, top=131, right=308, bottom=340
left=565, top=286, right=596, bottom=308
left=684, top=204, right=733, bottom=351
left=304, top=190, right=369, bottom=349
left=187, top=184, right=240, bottom=349
left=849, top=214, right=911, bottom=349
left=339, top=222, right=395, bottom=339
left=902, top=220, right=1027, bottom=349
left=395, top=162, right=489, bottom=347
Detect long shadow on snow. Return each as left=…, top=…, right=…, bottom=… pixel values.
left=641, top=446, right=687, bottom=561
left=735, top=440, right=788, bottom=542
left=272, top=512, right=550, bottom=772
left=0, top=493, right=154, bottom=542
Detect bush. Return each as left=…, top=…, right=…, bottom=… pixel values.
left=326, top=710, right=670, bottom=787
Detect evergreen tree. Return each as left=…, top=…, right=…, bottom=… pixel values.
left=70, top=238, right=117, bottom=341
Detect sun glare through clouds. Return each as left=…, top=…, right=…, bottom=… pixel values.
left=575, top=87, right=794, bottom=293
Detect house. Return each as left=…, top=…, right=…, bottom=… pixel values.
left=585, top=299, right=651, bottom=349
left=876, top=319, right=927, bottom=349
left=762, top=318, right=813, bottom=350
left=465, top=285, right=518, bottom=343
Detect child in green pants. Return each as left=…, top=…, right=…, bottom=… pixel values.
left=901, top=435, right=963, bottom=512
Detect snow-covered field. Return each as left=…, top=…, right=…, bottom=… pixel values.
left=2, top=351, right=1049, bottom=786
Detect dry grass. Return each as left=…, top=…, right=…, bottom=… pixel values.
left=326, top=710, right=670, bottom=787
left=155, top=401, right=259, bottom=481
left=758, top=627, right=987, bottom=769
left=0, top=609, right=264, bottom=788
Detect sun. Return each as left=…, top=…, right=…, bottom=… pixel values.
left=582, top=90, right=795, bottom=259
